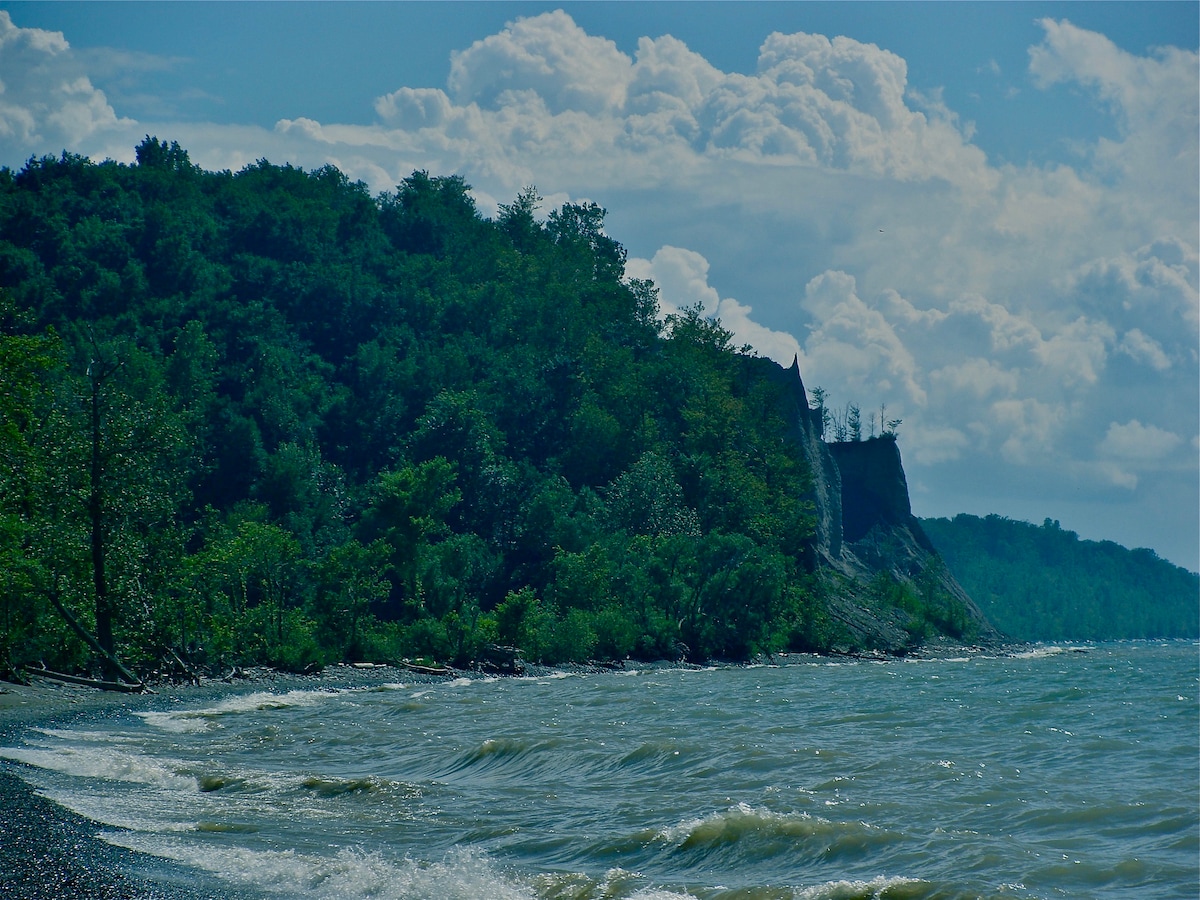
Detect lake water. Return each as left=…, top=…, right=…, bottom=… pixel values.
left=2, top=642, right=1197, bottom=899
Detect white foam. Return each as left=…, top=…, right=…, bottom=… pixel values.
left=32, top=727, right=138, bottom=744
left=136, top=688, right=342, bottom=732
left=100, top=837, right=538, bottom=900
left=0, top=745, right=197, bottom=791
left=136, top=711, right=213, bottom=734
left=656, top=801, right=822, bottom=846
left=1012, top=646, right=1067, bottom=659
left=35, top=788, right=198, bottom=834
left=793, top=875, right=926, bottom=899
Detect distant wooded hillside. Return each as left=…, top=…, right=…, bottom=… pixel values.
left=920, top=514, right=1199, bottom=641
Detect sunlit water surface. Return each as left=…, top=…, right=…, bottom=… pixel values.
left=2, top=642, right=1197, bottom=899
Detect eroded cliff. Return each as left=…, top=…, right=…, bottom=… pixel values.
left=748, top=355, right=1000, bottom=651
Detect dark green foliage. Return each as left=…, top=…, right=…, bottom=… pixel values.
left=921, top=514, right=1199, bottom=641
left=0, top=139, right=843, bottom=674
left=863, top=569, right=976, bottom=646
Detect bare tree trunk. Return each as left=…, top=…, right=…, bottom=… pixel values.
left=89, top=365, right=116, bottom=681
left=46, top=586, right=142, bottom=689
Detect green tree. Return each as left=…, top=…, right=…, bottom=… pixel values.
left=360, top=458, right=461, bottom=613
left=311, top=539, right=391, bottom=662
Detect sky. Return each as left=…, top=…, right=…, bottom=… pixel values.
left=2, top=2, right=1197, bottom=570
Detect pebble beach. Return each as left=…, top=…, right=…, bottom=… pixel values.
left=0, top=667, right=441, bottom=900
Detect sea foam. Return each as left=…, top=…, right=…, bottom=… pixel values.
left=137, top=688, right=343, bottom=732
left=99, top=838, right=538, bottom=900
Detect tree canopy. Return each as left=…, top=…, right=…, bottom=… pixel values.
left=1, top=139, right=840, bottom=677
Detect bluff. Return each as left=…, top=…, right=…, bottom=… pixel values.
left=747, top=356, right=1001, bottom=650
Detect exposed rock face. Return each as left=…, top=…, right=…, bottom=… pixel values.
left=746, top=355, right=1000, bottom=650
left=829, top=438, right=918, bottom=545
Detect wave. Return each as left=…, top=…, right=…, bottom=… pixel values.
left=649, top=803, right=903, bottom=865
left=136, top=687, right=343, bottom=733
left=615, top=740, right=697, bottom=774
left=793, top=876, right=926, bottom=899
left=0, top=744, right=197, bottom=792
left=298, top=774, right=388, bottom=798
left=94, top=832, right=933, bottom=900
left=1010, top=644, right=1091, bottom=660
left=435, top=736, right=574, bottom=782
left=100, top=839, right=539, bottom=900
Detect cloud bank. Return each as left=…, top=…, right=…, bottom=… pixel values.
left=1, top=9, right=1195, bottom=565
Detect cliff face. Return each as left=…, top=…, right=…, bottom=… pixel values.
left=747, top=355, right=1000, bottom=650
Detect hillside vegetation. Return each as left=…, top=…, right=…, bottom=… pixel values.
left=1, top=139, right=857, bottom=679
left=921, top=514, right=1199, bottom=641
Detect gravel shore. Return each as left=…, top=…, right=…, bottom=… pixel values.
left=0, top=667, right=432, bottom=900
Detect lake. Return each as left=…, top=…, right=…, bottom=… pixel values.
left=2, top=642, right=1197, bottom=899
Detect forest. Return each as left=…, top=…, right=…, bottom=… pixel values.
left=1, top=138, right=863, bottom=683
left=921, top=514, right=1199, bottom=642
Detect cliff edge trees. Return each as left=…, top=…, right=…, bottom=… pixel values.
left=1, top=140, right=989, bottom=678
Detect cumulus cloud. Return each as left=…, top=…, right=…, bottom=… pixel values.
left=1100, top=419, right=1184, bottom=461
left=791, top=270, right=1129, bottom=472
left=449, top=9, right=631, bottom=114
left=1065, top=238, right=1200, bottom=355
left=799, top=270, right=926, bottom=405
left=0, top=11, right=131, bottom=158
left=1030, top=18, right=1199, bottom=197
left=626, top=246, right=801, bottom=365
left=1117, top=329, right=1171, bottom=371
left=259, top=9, right=996, bottom=195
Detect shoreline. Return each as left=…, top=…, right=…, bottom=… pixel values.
left=0, top=667, right=439, bottom=900
left=0, top=642, right=1040, bottom=900
left=0, top=639, right=1038, bottom=734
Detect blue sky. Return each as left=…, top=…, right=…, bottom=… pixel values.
left=2, top=3, right=1197, bottom=569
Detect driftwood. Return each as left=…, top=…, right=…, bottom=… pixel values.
left=399, top=661, right=453, bottom=676
left=160, top=647, right=200, bottom=685
left=44, top=590, right=144, bottom=690
left=26, top=666, right=148, bottom=694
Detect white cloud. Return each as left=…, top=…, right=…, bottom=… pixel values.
left=1030, top=18, right=1200, bottom=217
left=1066, top=238, right=1200, bottom=351
left=928, top=358, right=1019, bottom=402
left=626, top=246, right=801, bottom=365
left=1100, top=419, right=1184, bottom=461
left=252, top=10, right=995, bottom=195
left=374, top=87, right=454, bottom=130
left=1117, top=329, right=1171, bottom=371
left=626, top=245, right=718, bottom=318
left=0, top=11, right=131, bottom=156
left=799, top=270, right=926, bottom=406
left=991, top=397, right=1063, bottom=465
left=904, top=424, right=971, bottom=465
left=1033, top=315, right=1114, bottom=388
left=448, top=9, right=631, bottom=115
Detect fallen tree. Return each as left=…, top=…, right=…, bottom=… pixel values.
left=45, top=588, right=144, bottom=691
